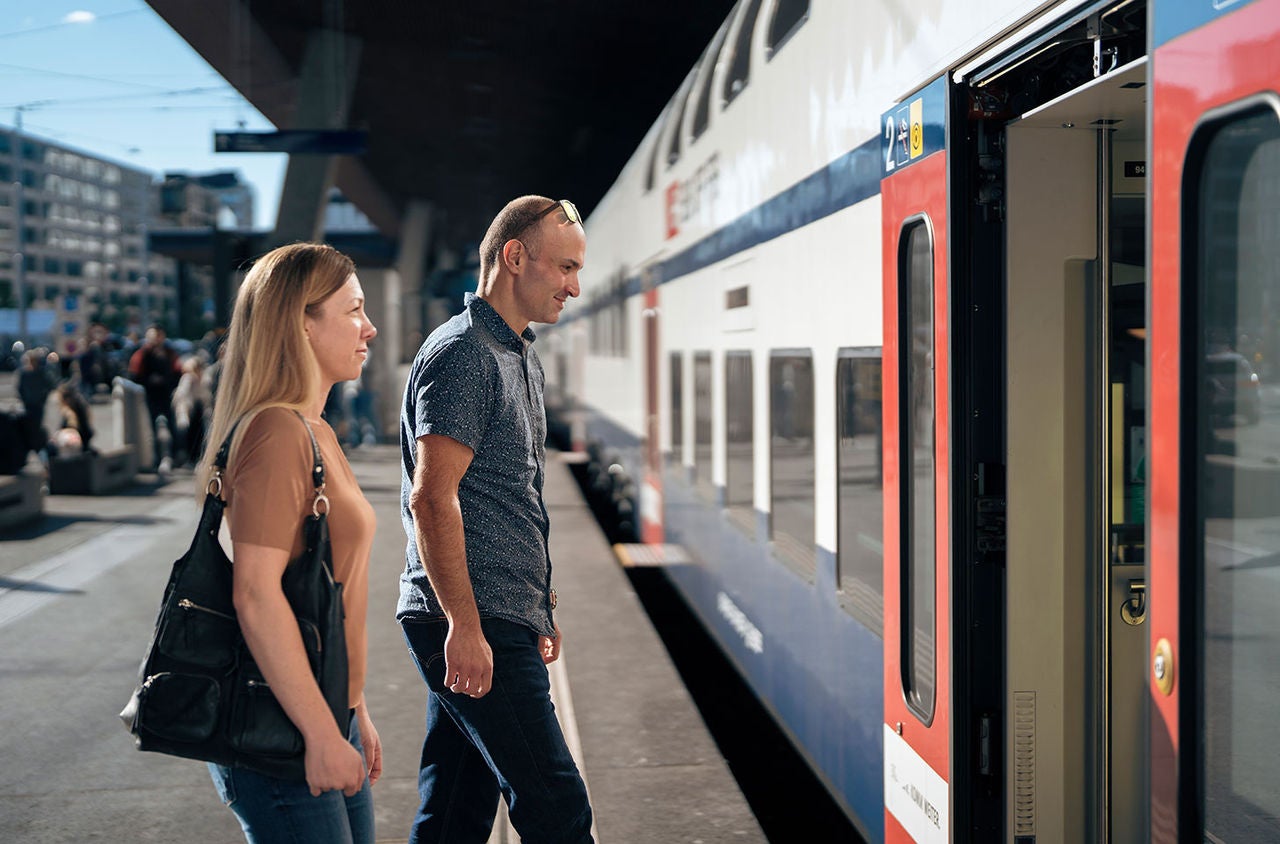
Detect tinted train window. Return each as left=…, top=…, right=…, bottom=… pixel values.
left=837, top=349, right=884, bottom=635
left=692, top=17, right=732, bottom=142
left=644, top=103, right=670, bottom=193
left=725, top=351, right=754, bottom=529
left=770, top=350, right=815, bottom=576
left=900, top=219, right=935, bottom=723
left=1191, top=106, right=1280, bottom=842
left=694, top=351, right=713, bottom=495
left=722, top=0, right=763, bottom=108
left=666, top=73, right=696, bottom=168
left=670, top=352, right=684, bottom=463
left=766, top=0, right=809, bottom=57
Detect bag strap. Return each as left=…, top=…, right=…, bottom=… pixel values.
left=207, top=410, right=328, bottom=515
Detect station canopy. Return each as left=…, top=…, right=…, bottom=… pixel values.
left=146, top=0, right=737, bottom=254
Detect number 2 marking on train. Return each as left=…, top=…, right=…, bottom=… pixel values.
left=885, top=115, right=896, bottom=173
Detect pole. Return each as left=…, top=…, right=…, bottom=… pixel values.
left=13, top=107, right=27, bottom=341
left=139, top=176, right=150, bottom=325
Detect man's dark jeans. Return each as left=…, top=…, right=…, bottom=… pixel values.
left=401, top=617, right=594, bottom=844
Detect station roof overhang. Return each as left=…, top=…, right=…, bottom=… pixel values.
left=145, top=0, right=736, bottom=257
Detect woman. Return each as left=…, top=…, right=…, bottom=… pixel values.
left=172, top=354, right=211, bottom=466
left=50, top=383, right=95, bottom=456
left=198, top=242, right=382, bottom=842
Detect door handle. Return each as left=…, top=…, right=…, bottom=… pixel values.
left=1121, top=579, right=1146, bottom=626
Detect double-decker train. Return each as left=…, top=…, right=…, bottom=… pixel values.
left=541, top=0, right=1280, bottom=840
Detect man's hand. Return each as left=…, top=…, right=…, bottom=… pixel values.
left=539, top=621, right=562, bottom=665
left=445, top=623, right=493, bottom=698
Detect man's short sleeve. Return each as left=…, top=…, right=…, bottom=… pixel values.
left=413, top=338, right=491, bottom=452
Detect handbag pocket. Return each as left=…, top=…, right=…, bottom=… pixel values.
left=157, top=597, right=238, bottom=668
left=228, top=672, right=304, bottom=758
left=136, top=672, right=220, bottom=743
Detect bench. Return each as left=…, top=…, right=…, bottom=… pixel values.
left=0, top=470, right=43, bottom=531
left=48, top=446, right=139, bottom=495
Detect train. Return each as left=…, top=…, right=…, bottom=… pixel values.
left=539, top=0, right=1280, bottom=841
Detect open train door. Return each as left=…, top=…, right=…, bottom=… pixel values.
left=1149, top=0, right=1280, bottom=840
left=880, top=76, right=951, bottom=844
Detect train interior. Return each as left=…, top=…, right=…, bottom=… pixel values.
left=994, top=30, right=1149, bottom=844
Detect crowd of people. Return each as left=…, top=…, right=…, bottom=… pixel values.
left=3, top=317, right=381, bottom=479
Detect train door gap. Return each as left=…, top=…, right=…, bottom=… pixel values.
left=1001, top=55, right=1148, bottom=842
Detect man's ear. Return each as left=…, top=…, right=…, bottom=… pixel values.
left=501, top=238, right=523, bottom=274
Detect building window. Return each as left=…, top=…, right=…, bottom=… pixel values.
left=770, top=349, right=815, bottom=575
left=837, top=348, right=884, bottom=634
left=694, top=351, right=713, bottom=495
left=900, top=218, right=935, bottom=723
left=725, top=350, right=754, bottom=529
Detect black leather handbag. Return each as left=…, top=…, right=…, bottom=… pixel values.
left=120, top=411, right=349, bottom=782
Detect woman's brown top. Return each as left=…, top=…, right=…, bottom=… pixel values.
left=225, top=406, right=375, bottom=708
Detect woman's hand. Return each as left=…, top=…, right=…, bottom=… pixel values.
left=356, top=703, right=383, bottom=786
left=304, top=729, right=367, bottom=797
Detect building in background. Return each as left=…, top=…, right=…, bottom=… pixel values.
left=0, top=125, right=254, bottom=351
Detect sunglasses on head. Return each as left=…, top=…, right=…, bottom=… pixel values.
left=531, top=199, right=582, bottom=227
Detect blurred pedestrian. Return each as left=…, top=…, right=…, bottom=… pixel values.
left=17, top=349, right=53, bottom=456
left=199, top=242, right=381, bottom=842
left=398, top=196, right=591, bottom=843
left=172, top=355, right=211, bottom=466
left=48, top=383, right=95, bottom=457
left=128, top=325, right=181, bottom=469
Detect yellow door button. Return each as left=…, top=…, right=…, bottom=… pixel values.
left=1153, top=638, right=1175, bottom=696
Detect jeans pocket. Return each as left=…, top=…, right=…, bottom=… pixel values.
left=207, top=762, right=237, bottom=806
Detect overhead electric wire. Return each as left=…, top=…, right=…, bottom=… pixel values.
left=0, top=9, right=145, bottom=41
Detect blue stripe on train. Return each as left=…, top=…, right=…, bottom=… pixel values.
left=566, top=134, right=884, bottom=323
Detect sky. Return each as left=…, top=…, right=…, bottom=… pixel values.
left=0, top=1, right=285, bottom=229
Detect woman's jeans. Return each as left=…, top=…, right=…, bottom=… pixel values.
left=401, top=617, right=594, bottom=844
left=207, top=714, right=373, bottom=844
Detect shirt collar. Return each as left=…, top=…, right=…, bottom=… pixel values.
left=466, top=292, right=537, bottom=351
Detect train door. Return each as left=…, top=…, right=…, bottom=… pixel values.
left=1002, top=61, right=1151, bottom=844
left=970, top=5, right=1150, bottom=837
left=641, top=268, right=663, bottom=543
left=1148, top=0, right=1280, bottom=840
left=880, top=76, right=952, bottom=844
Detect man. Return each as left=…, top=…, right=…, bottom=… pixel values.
left=128, top=324, right=181, bottom=469
left=398, top=195, right=592, bottom=843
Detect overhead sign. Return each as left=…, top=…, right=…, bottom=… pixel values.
left=214, top=130, right=367, bottom=155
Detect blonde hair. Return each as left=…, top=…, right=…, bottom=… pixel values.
left=197, top=242, right=354, bottom=494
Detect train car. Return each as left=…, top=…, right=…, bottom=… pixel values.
left=540, top=0, right=1280, bottom=840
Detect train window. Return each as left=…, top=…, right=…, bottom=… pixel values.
left=666, top=72, right=697, bottom=169
left=722, top=0, right=763, bottom=109
left=836, top=349, right=884, bottom=635
left=694, top=351, right=713, bottom=495
left=670, top=352, right=684, bottom=464
left=691, top=16, right=732, bottom=142
left=766, top=0, right=809, bottom=58
left=1190, top=105, right=1280, bottom=841
left=644, top=102, right=671, bottom=194
left=725, top=351, right=754, bottom=530
left=900, top=218, right=935, bottom=723
left=770, top=350, right=815, bottom=576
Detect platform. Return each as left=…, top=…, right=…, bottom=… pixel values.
left=0, top=444, right=764, bottom=843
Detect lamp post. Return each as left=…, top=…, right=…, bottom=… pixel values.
left=12, top=106, right=27, bottom=341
